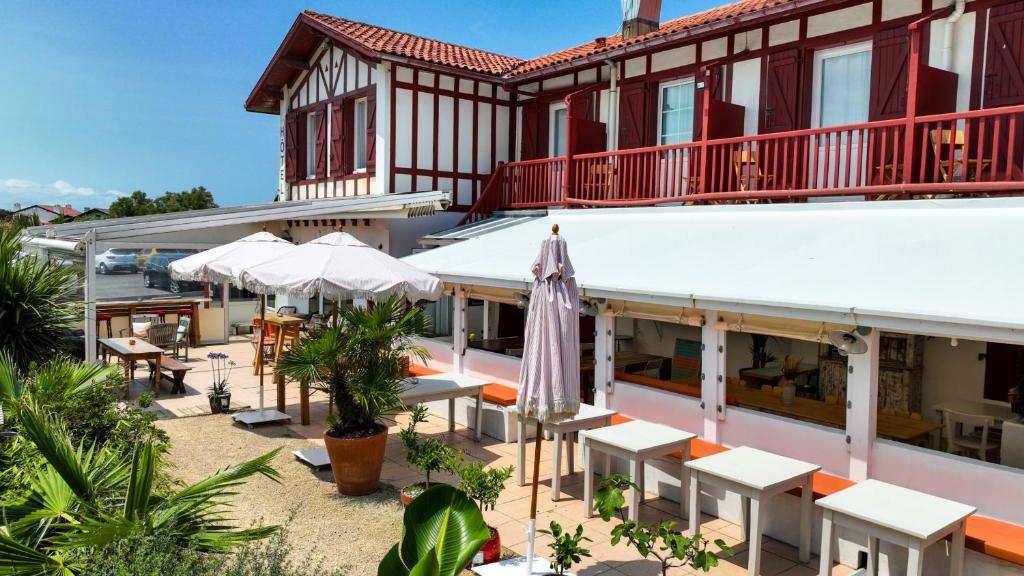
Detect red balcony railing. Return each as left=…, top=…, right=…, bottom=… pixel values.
left=461, top=104, right=1024, bottom=223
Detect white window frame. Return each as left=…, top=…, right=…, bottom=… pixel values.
left=810, top=40, right=872, bottom=129
left=657, top=77, right=696, bottom=146
left=305, top=111, right=318, bottom=179
left=354, top=98, right=367, bottom=173
left=549, top=102, right=568, bottom=158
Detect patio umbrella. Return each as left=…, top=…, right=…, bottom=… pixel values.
left=238, top=231, right=443, bottom=303
left=517, top=223, right=580, bottom=574
left=169, top=231, right=297, bottom=425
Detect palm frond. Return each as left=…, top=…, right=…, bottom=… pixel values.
left=166, top=448, right=282, bottom=507
left=15, top=404, right=94, bottom=501
left=122, top=443, right=155, bottom=521
left=0, top=531, right=75, bottom=576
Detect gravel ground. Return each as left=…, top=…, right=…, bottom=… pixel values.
left=158, top=414, right=402, bottom=575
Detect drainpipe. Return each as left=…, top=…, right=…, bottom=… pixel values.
left=606, top=60, right=619, bottom=151
left=942, top=0, right=966, bottom=71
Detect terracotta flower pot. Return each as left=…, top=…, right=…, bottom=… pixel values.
left=480, top=525, right=501, bottom=564
left=323, top=425, right=388, bottom=496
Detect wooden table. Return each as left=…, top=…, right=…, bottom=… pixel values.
left=400, top=372, right=487, bottom=442
left=251, top=311, right=305, bottom=374
left=581, top=351, right=671, bottom=378
left=97, top=298, right=203, bottom=346
left=728, top=385, right=941, bottom=445
left=817, top=479, right=975, bottom=576
left=513, top=403, right=617, bottom=500
left=581, top=420, right=695, bottom=522
left=99, top=337, right=164, bottom=398
left=740, top=363, right=818, bottom=386
left=687, top=446, right=819, bottom=576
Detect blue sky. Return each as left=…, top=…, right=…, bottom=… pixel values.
left=0, top=0, right=717, bottom=210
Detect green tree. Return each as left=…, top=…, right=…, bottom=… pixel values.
left=108, top=187, right=217, bottom=218
left=108, top=190, right=154, bottom=217
left=0, top=226, right=80, bottom=368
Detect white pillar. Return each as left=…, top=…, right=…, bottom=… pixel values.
left=846, top=328, right=880, bottom=481
left=482, top=301, right=499, bottom=339
left=593, top=310, right=616, bottom=408
left=83, top=230, right=97, bottom=362
left=451, top=287, right=467, bottom=373
left=279, top=85, right=291, bottom=201
left=700, top=312, right=726, bottom=442
left=606, top=61, right=619, bottom=151
left=373, top=61, right=392, bottom=195
left=221, top=282, right=231, bottom=343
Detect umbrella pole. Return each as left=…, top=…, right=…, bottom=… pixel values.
left=258, top=294, right=266, bottom=413
left=526, top=421, right=543, bottom=574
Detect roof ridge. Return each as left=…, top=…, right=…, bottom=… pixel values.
left=302, top=10, right=525, bottom=65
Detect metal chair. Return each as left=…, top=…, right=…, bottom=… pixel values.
left=1000, top=421, right=1024, bottom=469
left=639, top=358, right=664, bottom=379
left=942, top=409, right=999, bottom=461
left=119, top=313, right=160, bottom=338
left=173, top=317, right=191, bottom=360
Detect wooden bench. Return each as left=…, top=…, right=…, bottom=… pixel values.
left=147, top=357, right=192, bottom=394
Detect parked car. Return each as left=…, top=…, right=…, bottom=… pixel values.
left=95, top=249, right=140, bottom=274
left=136, top=248, right=191, bottom=268
left=143, top=253, right=203, bottom=293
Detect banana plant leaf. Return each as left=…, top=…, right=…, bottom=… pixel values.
left=378, top=484, right=490, bottom=576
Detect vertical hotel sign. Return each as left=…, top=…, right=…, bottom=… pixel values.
left=278, top=86, right=290, bottom=200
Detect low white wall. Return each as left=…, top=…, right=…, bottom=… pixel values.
left=720, top=407, right=849, bottom=477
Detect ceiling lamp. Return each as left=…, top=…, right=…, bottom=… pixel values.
left=827, top=327, right=872, bottom=356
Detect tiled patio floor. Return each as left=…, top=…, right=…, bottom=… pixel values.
left=133, top=339, right=855, bottom=576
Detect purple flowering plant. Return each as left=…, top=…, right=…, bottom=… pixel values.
left=207, top=352, right=236, bottom=396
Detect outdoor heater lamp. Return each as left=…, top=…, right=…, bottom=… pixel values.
left=828, top=327, right=872, bottom=356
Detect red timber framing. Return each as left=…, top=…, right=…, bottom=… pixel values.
left=461, top=2, right=1024, bottom=223
left=389, top=64, right=512, bottom=210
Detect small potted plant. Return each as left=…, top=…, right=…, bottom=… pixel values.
left=453, top=452, right=514, bottom=565
left=206, top=352, right=234, bottom=413
left=398, top=404, right=455, bottom=506
left=538, top=520, right=591, bottom=575
left=594, top=474, right=732, bottom=575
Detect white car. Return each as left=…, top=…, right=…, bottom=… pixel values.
left=94, top=248, right=140, bottom=274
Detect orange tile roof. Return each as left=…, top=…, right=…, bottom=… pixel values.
left=303, top=10, right=525, bottom=76
left=510, top=0, right=792, bottom=76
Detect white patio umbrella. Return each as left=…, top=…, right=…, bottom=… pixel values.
left=517, top=223, right=580, bottom=574
left=238, top=231, right=443, bottom=303
left=169, top=231, right=297, bottom=426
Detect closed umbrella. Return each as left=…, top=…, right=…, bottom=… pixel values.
left=518, top=223, right=580, bottom=573
left=238, top=231, right=442, bottom=303
left=169, top=231, right=297, bottom=426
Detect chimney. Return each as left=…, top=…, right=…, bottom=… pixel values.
left=621, top=0, right=661, bottom=40
left=13, top=203, right=20, bottom=211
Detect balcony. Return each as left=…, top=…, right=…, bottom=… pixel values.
left=462, top=103, right=1024, bottom=224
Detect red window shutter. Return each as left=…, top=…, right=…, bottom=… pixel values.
left=520, top=101, right=542, bottom=160
left=760, top=49, right=806, bottom=134
left=869, top=27, right=910, bottom=121
left=285, top=112, right=298, bottom=183
left=984, top=1, right=1024, bottom=107
left=618, top=82, right=648, bottom=149
left=365, top=92, right=377, bottom=172
left=315, top=106, right=327, bottom=179
left=330, top=101, right=343, bottom=174
left=342, top=98, right=355, bottom=174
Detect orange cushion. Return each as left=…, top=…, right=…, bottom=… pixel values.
left=610, top=414, right=634, bottom=425
left=409, top=363, right=441, bottom=377
left=785, top=472, right=856, bottom=501
left=965, top=516, right=1024, bottom=566
left=482, top=383, right=517, bottom=406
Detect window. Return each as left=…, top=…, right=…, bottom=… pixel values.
left=658, top=79, right=696, bottom=145
left=550, top=104, right=567, bottom=157
left=305, top=111, right=319, bottom=179
left=811, top=41, right=871, bottom=129
left=354, top=98, right=367, bottom=171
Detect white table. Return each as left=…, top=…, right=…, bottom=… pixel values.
left=581, top=420, right=695, bottom=522
left=933, top=399, right=1019, bottom=425
left=816, top=479, right=975, bottom=576
left=685, top=446, right=819, bottom=576
left=400, top=372, right=487, bottom=442
left=513, top=403, right=617, bottom=500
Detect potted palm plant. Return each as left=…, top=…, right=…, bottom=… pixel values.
left=277, top=294, right=430, bottom=496
left=398, top=404, right=455, bottom=506
left=451, top=451, right=514, bottom=565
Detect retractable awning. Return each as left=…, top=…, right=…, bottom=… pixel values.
left=403, top=198, right=1024, bottom=344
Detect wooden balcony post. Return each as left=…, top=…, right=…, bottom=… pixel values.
left=903, top=20, right=925, bottom=190
left=563, top=95, right=576, bottom=206
left=699, top=66, right=713, bottom=195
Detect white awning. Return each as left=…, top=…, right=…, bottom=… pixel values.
left=22, top=191, right=449, bottom=245
left=403, top=198, right=1024, bottom=343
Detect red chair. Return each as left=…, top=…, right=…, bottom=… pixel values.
left=95, top=313, right=113, bottom=338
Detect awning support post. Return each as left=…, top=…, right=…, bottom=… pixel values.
left=84, top=230, right=97, bottom=362
left=701, top=311, right=726, bottom=442
left=452, top=286, right=467, bottom=373
left=846, top=328, right=880, bottom=481
left=593, top=309, right=615, bottom=408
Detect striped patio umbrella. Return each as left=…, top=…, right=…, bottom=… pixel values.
left=517, top=223, right=580, bottom=573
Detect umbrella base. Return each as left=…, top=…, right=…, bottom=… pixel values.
left=468, top=556, right=555, bottom=575
left=293, top=446, right=331, bottom=469
left=233, top=408, right=291, bottom=428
